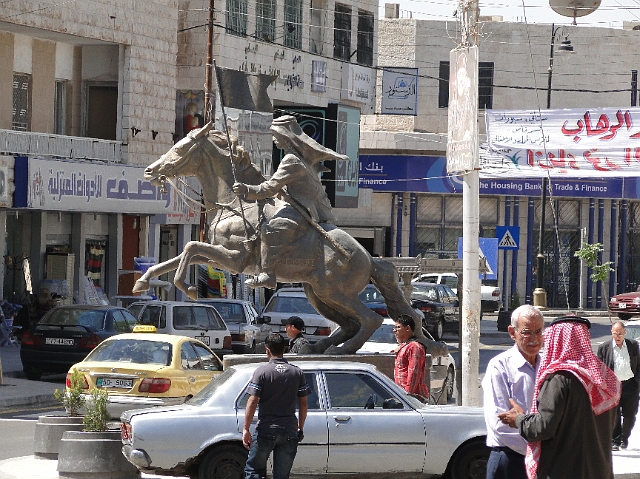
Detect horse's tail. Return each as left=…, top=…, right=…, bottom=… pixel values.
left=370, top=257, right=420, bottom=321
left=370, top=257, right=448, bottom=357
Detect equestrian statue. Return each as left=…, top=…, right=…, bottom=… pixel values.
left=132, top=116, right=446, bottom=356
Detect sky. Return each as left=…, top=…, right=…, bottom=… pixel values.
left=381, top=0, right=640, bottom=28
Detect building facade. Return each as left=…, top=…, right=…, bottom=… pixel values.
left=346, top=15, right=640, bottom=309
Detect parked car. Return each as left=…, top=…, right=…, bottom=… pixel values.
left=414, top=272, right=502, bottom=313
left=358, top=283, right=388, bottom=316
left=131, top=301, right=233, bottom=356
left=624, top=320, right=640, bottom=341
left=259, top=287, right=337, bottom=343
left=68, top=331, right=223, bottom=418
left=20, top=305, right=138, bottom=380
left=196, top=298, right=270, bottom=353
left=609, top=288, right=640, bottom=320
left=410, top=282, right=459, bottom=340
left=121, top=361, right=489, bottom=479
left=357, top=317, right=456, bottom=403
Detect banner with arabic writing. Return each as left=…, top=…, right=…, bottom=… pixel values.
left=484, top=107, right=640, bottom=178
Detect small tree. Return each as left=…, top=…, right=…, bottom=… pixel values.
left=53, top=369, right=85, bottom=417
left=83, top=388, right=110, bottom=432
left=574, top=242, right=614, bottom=321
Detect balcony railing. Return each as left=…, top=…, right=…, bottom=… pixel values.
left=0, top=129, right=122, bottom=163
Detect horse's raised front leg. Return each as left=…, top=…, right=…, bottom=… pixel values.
left=132, top=253, right=214, bottom=294
left=174, top=241, right=250, bottom=300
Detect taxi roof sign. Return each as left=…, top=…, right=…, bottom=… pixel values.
left=132, top=325, right=157, bottom=333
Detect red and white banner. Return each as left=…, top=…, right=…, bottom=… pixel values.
left=484, top=107, right=640, bottom=178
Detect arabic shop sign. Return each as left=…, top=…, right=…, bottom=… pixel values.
left=486, top=107, right=640, bottom=178
left=381, top=67, right=418, bottom=116
left=359, top=154, right=632, bottom=199
left=341, top=63, right=375, bottom=109
left=26, top=158, right=200, bottom=219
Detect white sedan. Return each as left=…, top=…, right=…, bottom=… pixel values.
left=121, top=361, right=489, bottom=479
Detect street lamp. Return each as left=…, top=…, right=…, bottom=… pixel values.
left=533, top=23, right=573, bottom=310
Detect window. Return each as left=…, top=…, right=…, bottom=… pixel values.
left=12, top=73, right=31, bottom=131
left=256, top=0, right=276, bottom=42
left=333, top=4, right=351, bottom=61
left=438, top=61, right=495, bottom=110
left=226, top=0, right=247, bottom=36
left=181, top=342, right=204, bottom=370
left=284, top=0, right=302, bottom=49
left=309, top=0, right=325, bottom=55
left=54, top=80, right=67, bottom=135
left=192, top=342, right=223, bottom=371
left=357, top=11, right=374, bottom=66
left=325, top=372, right=398, bottom=409
left=139, top=305, right=167, bottom=329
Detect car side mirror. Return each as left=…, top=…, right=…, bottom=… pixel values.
left=259, top=315, right=271, bottom=324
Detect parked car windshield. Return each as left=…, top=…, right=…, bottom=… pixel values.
left=211, top=302, right=246, bottom=323
left=368, top=323, right=396, bottom=344
left=188, top=367, right=237, bottom=405
left=411, top=284, right=438, bottom=301
left=626, top=324, right=640, bottom=341
left=358, top=285, right=384, bottom=303
left=264, top=296, right=319, bottom=315
left=87, top=339, right=173, bottom=365
left=40, top=308, right=105, bottom=329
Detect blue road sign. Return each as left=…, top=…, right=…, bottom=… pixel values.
left=496, top=226, right=520, bottom=250
left=458, top=237, right=499, bottom=280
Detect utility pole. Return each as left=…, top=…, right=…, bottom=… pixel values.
left=204, top=0, right=215, bottom=123
left=446, top=0, right=481, bottom=406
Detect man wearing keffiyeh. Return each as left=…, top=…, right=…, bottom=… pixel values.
left=498, top=315, right=621, bottom=479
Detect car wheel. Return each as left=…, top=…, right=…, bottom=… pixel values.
left=434, top=319, right=444, bottom=340
left=618, top=313, right=632, bottom=321
left=199, top=444, right=247, bottom=479
left=445, top=366, right=455, bottom=402
left=24, top=366, right=42, bottom=381
left=448, top=440, right=489, bottom=479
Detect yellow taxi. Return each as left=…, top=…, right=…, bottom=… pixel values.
left=67, top=326, right=223, bottom=418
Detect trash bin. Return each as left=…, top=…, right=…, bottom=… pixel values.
left=497, top=310, right=512, bottom=332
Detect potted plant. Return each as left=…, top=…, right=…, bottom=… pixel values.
left=33, top=369, right=86, bottom=459
left=57, top=387, right=140, bottom=478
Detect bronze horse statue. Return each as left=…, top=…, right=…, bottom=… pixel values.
left=133, top=122, right=444, bottom=355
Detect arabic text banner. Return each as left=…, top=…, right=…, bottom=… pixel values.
left=485, top=107, right=640, bottom=178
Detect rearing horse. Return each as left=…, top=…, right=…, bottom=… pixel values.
left=133, top=123, right=439, bottom=355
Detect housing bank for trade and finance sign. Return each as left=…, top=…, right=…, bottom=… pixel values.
left=358, top=154, right=640, bottom=199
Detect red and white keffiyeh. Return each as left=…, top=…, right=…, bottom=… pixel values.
left=524, top=320, right=621, bottom=479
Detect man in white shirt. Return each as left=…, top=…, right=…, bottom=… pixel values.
left=597, top=321, right=640, bottom=450
left=482, top=305, right=545, bottom=479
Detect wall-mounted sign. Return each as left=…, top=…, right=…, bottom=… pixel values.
left=311, top=60, right=327, bottom=92
left=341, top=63, right=374, bottom=108
left=381, top=67, right=418, bottom=116
left=0, top=156, right=15, bottom=208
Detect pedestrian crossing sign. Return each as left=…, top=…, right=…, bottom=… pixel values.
left=496, top=226, right=520, bottom=250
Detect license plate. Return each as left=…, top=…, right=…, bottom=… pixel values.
left=197, top=335, right=210, bottom=346
left=96, top=378, right=133, bottom=389
left=619, top=303, right=627, bottom=309
left=45, top=337, right=74, bottom=346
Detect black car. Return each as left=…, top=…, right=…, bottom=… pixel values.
left=410, top=282, right=459, bottom=340
left=20, top=305, right=138, bottom=380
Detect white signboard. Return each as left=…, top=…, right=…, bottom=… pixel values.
left=381, top=67, right=418, bottom=116
left=447, top=46, right=479, bottom=174
left=341, top=63, right=375, bottom=108
left=485, top=107, right=640, bottom=178
left=27, top=158, right=200, bottom=221
left=0, top=156, right=14, bottom=208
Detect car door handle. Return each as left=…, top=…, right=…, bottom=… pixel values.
left=189, top=376, right=196, bottom=383
left=333, top=416, right=351, bottom=422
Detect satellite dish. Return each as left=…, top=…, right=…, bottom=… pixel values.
left=549, top=0, right=601, bottom=18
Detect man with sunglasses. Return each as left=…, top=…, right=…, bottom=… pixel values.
left=482, top=304, right=545, bottom=479
left=597, top=321, right=640, bottom=451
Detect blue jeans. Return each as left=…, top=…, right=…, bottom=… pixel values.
left=244, top=428, right=299, bottom=479
left=486, top=447, right=527, bottom=479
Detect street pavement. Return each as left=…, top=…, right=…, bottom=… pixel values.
left=0, top=310, right=639, bottom=478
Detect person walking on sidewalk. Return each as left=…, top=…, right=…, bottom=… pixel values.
left=598, top=320, right=640, bottom=451
left=242, top=333, right=310, bottom=479
left=482, top=305, right=544, bottom=479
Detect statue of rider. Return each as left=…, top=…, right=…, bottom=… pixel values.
left=232, top=115, right=348, bottom=289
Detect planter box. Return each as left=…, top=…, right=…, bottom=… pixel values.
left=34, top=415, right=85, bottom=459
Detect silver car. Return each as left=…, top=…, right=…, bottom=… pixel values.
left=197, top=299, right=270, bottom=353
left=121, top=361, right=489, bottom=479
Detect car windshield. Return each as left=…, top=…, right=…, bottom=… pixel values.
left=358, top=286, right=384, bottom=303
left=264, top=296, right=319, bottom=315
left=626, top=325, right=640, bottom=342
left=368, top=323, right=396, bottom=344
left=412, top=285, right=438, bottom=301
left=40, top=308, right=105, bottom=329
left=127, top=303, right=145, bottom=319
left=211, top=302, right=245, bottom=323
left=188, top=367, right=237, bottom=405
left=86, top=339, right=173, bottom=365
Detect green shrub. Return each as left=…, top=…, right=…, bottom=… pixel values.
left=83, top=388, right=110, bottom=432
left=53, top=369, right=85, bottom=417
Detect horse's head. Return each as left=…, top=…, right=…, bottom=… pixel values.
left=144, top=122, right=215, bottom=185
